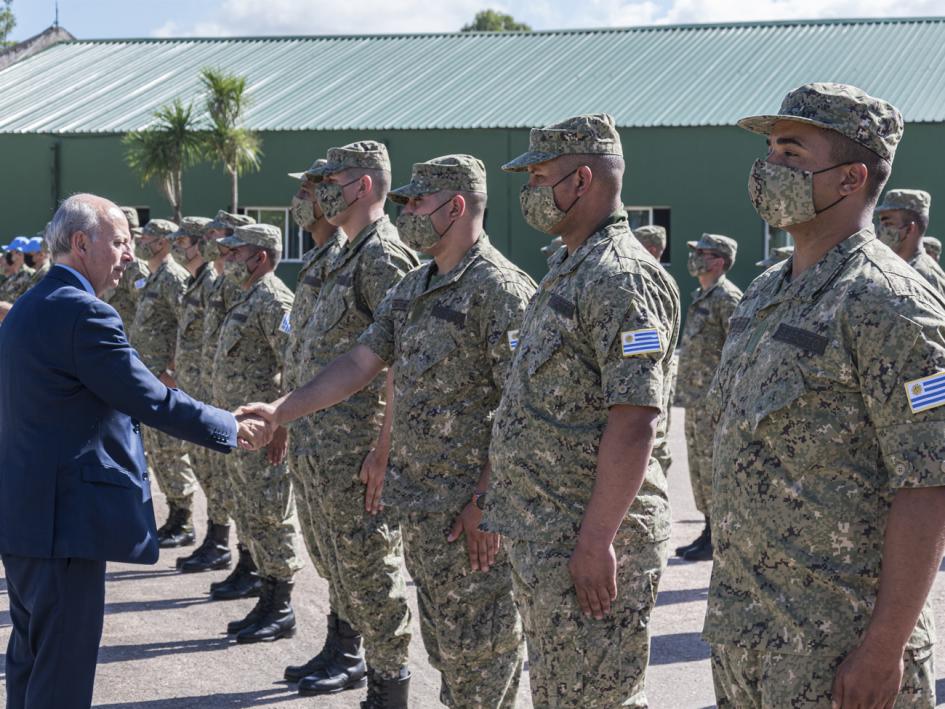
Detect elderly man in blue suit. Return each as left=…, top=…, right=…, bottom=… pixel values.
left=0, top=193, right=269, bottom=709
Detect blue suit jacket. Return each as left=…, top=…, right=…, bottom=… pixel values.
left=0, top=266, right=237, bottom=564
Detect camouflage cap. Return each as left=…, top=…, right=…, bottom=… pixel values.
left=171, top=216, right=213, bottom=240
left=388, top=154, right=487, bottom=205
left=207, top=210, right=256, bottom=231
left=120, top=206, right=140, bottom=230
left=291, top=158, right=327, bottom=181
left=738, top=83, right=903, bottom=162
left=218, top=223, right=282, bottom=253
left=755, top=245, right=794, bottom=268
left=687, top=233, right=738, bottom=262
left=923, top=236, right=941, bottom=256
left=141, top=219, right=178, bottom=238
left=502, top=113, right=623, bottom=172
left=875, top=188, right=931, bottom=220
left=306, top=141, right=391, bottom=181
left=634, top=225, right=667, bottom=250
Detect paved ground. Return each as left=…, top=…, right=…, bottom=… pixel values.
left=2, top=408, right=944, bottom=707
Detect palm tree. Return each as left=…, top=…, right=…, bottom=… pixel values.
left=200, top=68, right=262, bottom=212
left=123, top=100, right=203, bottom=222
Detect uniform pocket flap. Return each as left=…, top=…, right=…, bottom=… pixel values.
left=749, top=367, right=806, bottom=434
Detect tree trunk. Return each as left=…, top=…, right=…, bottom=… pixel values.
left=230, top=167, right=238, bottom=212
left=173, top=169, right=183, bottom=223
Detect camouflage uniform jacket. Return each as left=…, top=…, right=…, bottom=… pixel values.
left=908, top=249, right=945, bottom=299
left=103, top=258, right=150, bottom=327
left=26, top=260, right=51, bottom=291
left=211, top=271, right=294, bottom=411
left=483, top=213, right=680, bottom=546
left=703, top=229, right=945, bottom=655
left=359, top=233, right=536, bottom=513
left=674, top=275, right=743, bottom=407
left=128, top=259, right=189, bottom=376
left=200, top=273, right=242, bottom=400
left=297, top=215, right=418, bottom=459
left=0, top=266, right=35, bottom=302
left=175, top=263, right=216, bottom=399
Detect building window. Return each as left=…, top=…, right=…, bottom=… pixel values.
left=625, top=205, right=672, bottom=263
left=240, top=207, right=311, bottom=262
left=763, top=222, right=793, bottom=257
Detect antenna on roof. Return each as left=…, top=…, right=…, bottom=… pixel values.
left=54, top=0, right=59, bottom=28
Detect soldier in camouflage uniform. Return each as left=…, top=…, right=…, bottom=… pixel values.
left=482, top=114, right=680, bottom=708
left=247, top=155, right=532, bottom=708
left=128, top=219, right=200, bottom=548
left=23, top=234, right=51, bottom=289
left=212, top=223, right=304, bottom=644
left=876, top=189, right=945, bottom=297
left=634, top=224, right=679, bottom=479
left=0, top=237, right=35, bottom=320
left=166, top=216, right=236, bottom=574
left=923, top=236, right=941, bottom=261
left=280, top=161, right=349, bottom=685
left=706, top=83, right=943, bottom=707
left=673, top=233, right=742, bottom=562
left=281, top=141, right=417, bottom=703
left=755, top=244, right=793, bottom=268
left=102, top=207, right=150, bottom=327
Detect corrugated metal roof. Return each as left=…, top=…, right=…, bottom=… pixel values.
left=2, top=17, right=945, bottom=134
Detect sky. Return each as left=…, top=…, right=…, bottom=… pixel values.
left=9, top=0, right=945, bottom=41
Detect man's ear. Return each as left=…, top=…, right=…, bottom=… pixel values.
left=838, top=162, right=869, bottom=196
left=450, top=194, right=466, bottom=219
left=575, top=165, right=594, bottom=196
left=72, top=230, right=88, bottom=254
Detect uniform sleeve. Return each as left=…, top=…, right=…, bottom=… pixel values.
left=582, top=272, right=673, bottom=411
left=481, top=277, right=536, bottom=390
left=357, top=282, right=399, bottom=365
left=359, top=247, right=415, bottom=315
left=716, top=291, right=741, bottom=339
left=856, top=297, right=945, bottom=488
left=260, top=291, right=293, bottom=373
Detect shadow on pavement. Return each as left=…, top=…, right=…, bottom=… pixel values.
left=650, top=631, right=711, bottom=665
left=98, top=636, right=232, bottom=664
left=93, top=687, right=305, bottom=707
left=106, top=568, right=198, bottom=582
left=104, top=596, right=213, bottom=615
left=656, top=587, right=709, bottom=606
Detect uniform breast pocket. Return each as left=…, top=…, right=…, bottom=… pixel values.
left=408, top=331, right=460, bottom=378
left=525, top=329, right=563, bottom=378
left=748, top=365, right=807, bottom=435
left=313, top=293, right=350, bottom=335
left=220, top=326, right=242, bottom=355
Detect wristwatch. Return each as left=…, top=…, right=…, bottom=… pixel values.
left=473, top=490, right=487, bottom=510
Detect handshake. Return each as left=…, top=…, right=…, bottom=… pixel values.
left=232, top=402, right=285, bottom=462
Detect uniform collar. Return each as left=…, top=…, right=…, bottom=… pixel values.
left=421, top=232, right=489, bottom=296
left=548, top=210, right=628, bottom=278
left=331, top=215, right=389, bottom=273
left=691, top=274, right=727, bottom=304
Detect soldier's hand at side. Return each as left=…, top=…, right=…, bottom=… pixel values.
left=266, top=426, right=288, bottom=465
left=830, top=640, right=904, bottom=709
left=569, top=538, right=617, bottom=620
left=447, top=501, right=499, bottom=572
left=359, top=444, right=388, bottom=515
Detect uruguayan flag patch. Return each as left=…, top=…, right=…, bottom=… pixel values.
left=134, top=277, right=147, bottom=289
left=905, top=371, right=945, bottom=413
left=507, top=330, right=520, bottom=352
left=621, top=328, right=661, bottom=357
left=279, top=312, right=292, bottom=334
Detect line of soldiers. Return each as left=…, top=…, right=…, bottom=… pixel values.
left=11, top=79, right=945, bottom=708
left=0, top=233, right=50, bottom=321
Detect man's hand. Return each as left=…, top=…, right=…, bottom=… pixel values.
left=235, top=401, right=279, bottom=427
left=831, top=640, right=905, bottom=708
left=448, top=501, right=500, bottom=572
left=359, top=444, right=388, bottom=515
left=234, top=413, right=273, bottom=450
left=266, top=425, right=288, bottom=465
left=569, top=538, right=617, bottom=620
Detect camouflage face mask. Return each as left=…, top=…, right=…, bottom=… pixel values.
left=223, top=257, right=244, bottom=283
left=876, top=222, right=906, bottom=249
left=134, top=239, right=157, bottom=261
left=291, top=196, right=318, bottom=230
left=519, top=169, right=579, bottom=234
left=687, top=250, right=711, bottom=277
left=315, top=178, right=361, bottom=221
left=199, top=236, right=222, bottom=262
left=395, top=197, right=455, bottom=252
left=748, top=159, right=849, bottom=229
left=171, top=240, right=195, bottom=267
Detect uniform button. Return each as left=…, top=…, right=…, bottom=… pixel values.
left=895, top=463, right=906, bottom=476
left=940, top=461, right=945, bottom=474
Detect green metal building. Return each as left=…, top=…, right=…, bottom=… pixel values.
left=0, top=16, right=943, bottom=303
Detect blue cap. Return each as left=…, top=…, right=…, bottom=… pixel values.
left=22, top=237, right=44, bottom=254
left=3, top=236, right=29, bottom=252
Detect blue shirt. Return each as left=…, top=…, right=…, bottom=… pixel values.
left=53, top=264, right=95, bottom=296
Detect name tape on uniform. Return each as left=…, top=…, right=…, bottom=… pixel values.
left=507, top=330, right=519, bottom=352
left=905, top=371, right=945, bottom=414
left=621, top=328, right=661, bottom=357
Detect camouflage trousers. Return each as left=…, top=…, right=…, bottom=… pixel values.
left=684, top=407, right=712, bottom=516
left=507, top=537, right=669, bottom=708
left=400, top=510, right=524, bottom=709
left=303, top=448, right=411, bottom=674
left=221, top=448, right=304, bottom=582
left=185, top=443, right=230, bottom=525
left=142, top=426, right=197, bottom=511
left=289, top=450, right=337, bottom=612
left=710, top=643, right=934, bottom=708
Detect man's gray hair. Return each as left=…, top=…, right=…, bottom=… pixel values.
left=46, top=194, right=117, bottom=257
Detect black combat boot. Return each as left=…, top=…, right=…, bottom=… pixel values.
left=179, top=523, right=231, bottom=573
left=156, top=504, right=196, bottom=548
left=210, top=545, right=262, bottom=600
left=210, top=543, right=250, bottom=592
left=682, top=523, right=713, bottom=562
left=226, top=577, right=272, bottom=635
left=298, top=616, right=367, bottom=695
left=360, top=667, right=410, bottom=709
left=284, top=611, right=340, bottom=682
left=236, top=578, right=296, bottom=644
left=675, top=518, right=710, bottom=557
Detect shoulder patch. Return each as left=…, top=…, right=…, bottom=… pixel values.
left=507, top=330, right=520, bottom=352
left=279, top=311, right=292, bottom=334
left=905, top=371, right=945, bottom=414
left=134, top=277, right=147, bottom=289
left=621, top=328, right=661, bottom=357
